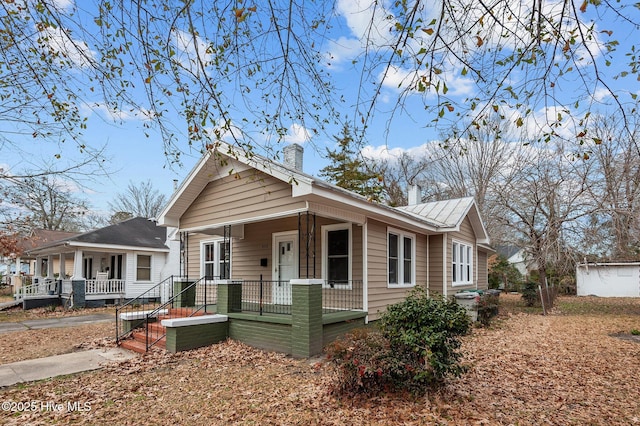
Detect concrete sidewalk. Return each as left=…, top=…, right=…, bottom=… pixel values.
left=0, top=347, right=136, bottom=387
left=0, top=313, right=114, bottom=335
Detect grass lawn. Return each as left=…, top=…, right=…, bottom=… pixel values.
left=0, top=294, right=639, bottom=425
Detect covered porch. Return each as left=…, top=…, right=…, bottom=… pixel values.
left=178, top=206, right=368, bottom=318
left=22, top=249, right=128, bottom=305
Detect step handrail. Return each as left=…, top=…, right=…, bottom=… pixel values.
left=144, top=276, right=212, bottom=351
left=116, top=275, right=179, bottom=344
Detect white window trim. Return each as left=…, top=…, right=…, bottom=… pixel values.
left=452, top=240, right=474, bottom=286
left=200, top=238, right=232, bottom=280
left=321, top=223, right=352, bottom=289
left=387, top=227, right=416, bottom=288
left=134, top=252, right=153, bottom=283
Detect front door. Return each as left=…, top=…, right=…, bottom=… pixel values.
left=273, top=232, right=297, bottom=304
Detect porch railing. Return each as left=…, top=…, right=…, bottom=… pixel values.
left=238, top=278, right=364, bottom=315
left=15, top=278, right=57, bottom=299
left=115, top=275, right=175, bottom=344
left=86, top=279, right=125, bottom=295
left=322, top=280, right=364, bottom=313
left=241, top=278, right=292, bottom=315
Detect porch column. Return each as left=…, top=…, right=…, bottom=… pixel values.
left=59, top=253, right=66, bottom=279
left=71, top=249, right=84, bottom=279
left=46, top=255, right=54, bottom=278
left=12, top=257, right=21, bottom=289
left=34, top=256, right=42, bottom=277
left=291, top=279, right=323, bottom=358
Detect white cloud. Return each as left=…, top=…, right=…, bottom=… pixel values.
left=83, top=102, right=154, bottom=122
left=378, top=64, right=476, bottom=98
left=171, top=29, right=213, bottom=74
left=284, top=124, right=312, bottom=144
left=39, top=26, right=96, bottom=69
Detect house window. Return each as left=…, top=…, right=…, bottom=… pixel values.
left=202, top=240, right=231, bottom=280
left=388, top=228, right=415, bottom=287
left=322, top=224, right=351, bottom=287
left=452, top=241, right=473, bottom=285
left=136, top=254, right=151, bottom=281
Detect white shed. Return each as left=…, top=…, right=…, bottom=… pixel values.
left=576, top=262, right=640, bottom=297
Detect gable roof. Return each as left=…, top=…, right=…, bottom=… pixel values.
left=26, top=217, right=168, bottom=254
left=158, top=142, right=489, bottom=243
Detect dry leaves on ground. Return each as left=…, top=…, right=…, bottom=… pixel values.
left=0, top=322, right=114, bottom=365
left=0, top=295, right=639, bottom=425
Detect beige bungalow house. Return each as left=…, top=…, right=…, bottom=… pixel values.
left=156, top=142, right=492, bottom=324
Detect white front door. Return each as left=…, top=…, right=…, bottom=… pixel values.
left=273, top=233, right=297, bottom=304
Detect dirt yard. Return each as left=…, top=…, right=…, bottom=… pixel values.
left=0, top=294, right=639, bottom=425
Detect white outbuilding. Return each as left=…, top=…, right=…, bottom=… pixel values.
left=576, top=262, right=640, bottom=297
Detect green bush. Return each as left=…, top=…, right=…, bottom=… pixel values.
left=325, top=287, right=471, bottom=395
left=521, top=280, right=539, bottom=307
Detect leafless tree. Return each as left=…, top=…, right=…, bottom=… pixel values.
left=495, top=143, right=593, bottom=291
left=108, top=180, right=168, bottom=221
left=581, top=114, right=640, bottom=259
left=0, top=175, right=89, bottom=232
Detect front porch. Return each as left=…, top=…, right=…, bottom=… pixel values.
left=116, top=277, right=366, bottom=357
left=15, top=277, right=126, bottom=310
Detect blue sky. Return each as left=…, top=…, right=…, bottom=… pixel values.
left=1, top=0, right=638, bottom=217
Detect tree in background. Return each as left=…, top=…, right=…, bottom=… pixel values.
left=369, top=151, right=432, bottom=206
left=108, top=180, right=167, bottom=221
left=319, top=125, right=384, bottom=203
left=0, top=176, right=89, bottom=232
left=581, top=114, right=640, bottom=260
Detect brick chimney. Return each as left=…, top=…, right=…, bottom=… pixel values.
left=283, top=143, right=304, bottom=171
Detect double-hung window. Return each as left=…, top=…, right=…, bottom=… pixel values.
left=452, top=241, right=473, bottom=285
left=388, top=228, right=415, bottom=287
left=323, top=224, right=351, bottom=288
left=202, top=239, right=231, bottom=280
left=136, top=254, right=151, bottom=281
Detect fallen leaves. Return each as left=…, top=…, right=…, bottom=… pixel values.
left=0, top=295, right=638, bottom=425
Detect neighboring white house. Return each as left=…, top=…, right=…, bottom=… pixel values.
left=25, top=217, right=179, bottom=302
left=496, top=245, right=530, bottom=278
left=576, top=262, right=640, bottom=297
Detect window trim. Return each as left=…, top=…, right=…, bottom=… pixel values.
left=387, top=227, right=416, bottom=288
left=200, top=238, right=232, bottom=280
left=321, top=223, right=352, bottom=289
left=452, top=240, right=474, bottom=286
left=135, top=253, right=152, bottom=282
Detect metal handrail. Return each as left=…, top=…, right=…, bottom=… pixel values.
left=115, top=275, right=177, bottom=344
left=144, top=276, right=212, bottom=351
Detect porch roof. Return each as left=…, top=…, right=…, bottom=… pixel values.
left=26, top=217, right=169, bottom=255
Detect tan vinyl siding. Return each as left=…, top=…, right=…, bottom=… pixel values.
left=427, top=234, right=445, bottom=296
left=366, top=219, right=425, bottom=321
left=180, top=172, right=306, bottom=229
left=477, top=250, right=488, bottom=290
left=446, top=216, right=479, bottom=295
left=185, top=216, right=359, bottom=282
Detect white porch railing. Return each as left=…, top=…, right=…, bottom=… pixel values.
left=16, top=278, right=56, bottom=299
left=85, top=279, right=125, bottom=295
